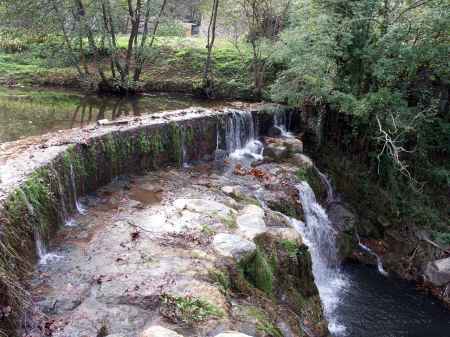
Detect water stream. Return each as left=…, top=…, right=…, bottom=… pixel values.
left=294, top=173, right=450, bottom=336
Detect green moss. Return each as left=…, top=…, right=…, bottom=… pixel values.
left=168, top=122, right=183, bottom=167
left=208, top=269, right=231, bottom=295
left=239, top=248, right=274, bottom=296
left=85, top=144, right=98, bottom=178
left=281, top=239, right=299, bottom=258
left=220, top=213, right=238, bottom=230
left=63, top=146, right=87, bottom=178
left=296, top=167, right=326, bottom=202
left=160, top=294, right=223, bottom=326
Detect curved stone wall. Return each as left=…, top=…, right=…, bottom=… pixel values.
left=0, top=105, right=296, bottom=334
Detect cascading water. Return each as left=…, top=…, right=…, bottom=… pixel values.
left=293, top=181, right=347, bottom=335
left=17, top=188, right=61, bottom=265
left=225, top=109, right=264, bottom=163
left=273, top=107, right=293, bottom=138
left=70, top=164, right=87, bottom=215
left=357, top=237, right=388, bottom=276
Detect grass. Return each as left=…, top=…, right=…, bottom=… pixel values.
left=160, top=294, right=223, bottom=326
left=0, top=34, right=255, bottom=97
left=239, top=248, right=274, bottom=296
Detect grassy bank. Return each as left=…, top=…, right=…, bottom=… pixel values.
left=0, top=35, right=261, bottom=99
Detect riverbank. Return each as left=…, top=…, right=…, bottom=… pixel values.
left=0, top=37, right=267, bottom=100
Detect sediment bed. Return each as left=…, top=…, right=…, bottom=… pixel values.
left=1, top=105, right=321, bottom=336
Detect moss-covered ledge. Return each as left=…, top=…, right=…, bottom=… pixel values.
left=0, top=105, right=296, bottom=335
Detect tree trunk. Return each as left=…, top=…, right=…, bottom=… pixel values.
left=203, top=0, right=220, bottom=97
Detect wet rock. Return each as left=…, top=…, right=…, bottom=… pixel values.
left=290, top=153, right=314, bottom=168
left=139, top=326, right=184, bottom=337
left=424, top=257, right=450, bottom=286
left=263, top=144, right=289, bottom=162
left=212, top=233, right=256, bottom=262
left=236, top=205, right=266, bottom=240
left=214, top=332, right=253, bottom=337
left=267, top=126, right=283, bottom=137
left=328, top=203, right=356, bottom=232
left=282, top=138, right=303, bottom=154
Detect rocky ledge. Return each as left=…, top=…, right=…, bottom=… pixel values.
left=26, top=157, right=328, bottom=337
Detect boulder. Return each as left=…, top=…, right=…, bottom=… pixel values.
left=140, top=326, right=184, bottom=337
left=212, top=233, right=256, bottom=262
left=263, top=143, right=289, bottom=162
left=267, top=126, right=283, bottom=137
left=236, top=205, right=266, bottom=240
left=266, top=227, right=303, bottom=246
left=290, top=153, right=314, bottom=169
left=214, top=332, right=253, bottom=337
left=222, top=186, right=243, bottom=199
left=174, top=199, right=236, bottom=217
left=424, top=257, right=450, bottom=286
left=283, top=138, right=303, bottom=154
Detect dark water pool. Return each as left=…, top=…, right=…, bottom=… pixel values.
left=335, top=264, right=450, bottom=337
left=0, top=87, right=225, bottom=143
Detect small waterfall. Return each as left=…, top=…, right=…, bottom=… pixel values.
left=357, top=237, right=388, bottom=276
left=316, top=170, right=336, bottom=205
left=273, top=107, right=293, bottom=138
left=225, top=110, right=263, bottom=163
left=51, top=164, right=76, bottom=227
left=69, top=164, right=86, bottom=215
left=17, top=188, right=61, bottom=265
left=293, top=182, right=347, bottom=335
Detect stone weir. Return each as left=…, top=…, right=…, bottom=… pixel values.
left=0, top=105, right=318, bottom=336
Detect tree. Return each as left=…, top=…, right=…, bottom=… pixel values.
left=1, top=0, right=170, bottom=93
left=272, top=0, right=449, bottom=184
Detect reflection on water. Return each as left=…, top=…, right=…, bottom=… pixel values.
left=0, top=87, right=224, bottom=143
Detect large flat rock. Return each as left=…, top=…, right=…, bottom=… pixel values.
left=425, top=257, right=450, bottom=286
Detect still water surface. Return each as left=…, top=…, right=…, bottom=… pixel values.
left=0, top=87, right=224, bottom=143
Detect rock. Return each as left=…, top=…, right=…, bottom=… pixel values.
left=212, top=233, right=257, bottom=262
left=106, top=334, right=127, bottom=337
left=267, top=227, right=303, bottom=246
left=214, top=332, right=253, bottom=337
left=263, top=144, right=289, bottom=161
left=222, top=186, right=243, bottom=199
left=424, top=257, right=450, bottom=286
left=290, top=153, right=314, bottom=169
left=215, top=149, right=228, bottom=162
left=139, top=326, right=184, bottom=337
left=327, top=203, right=356, bottom=232
left=236, top=205, right=266, bottom=240
left=174, top=199, right=236, bottom=217
left=267, top=126, right=283, bottom=137
left=283, top=138, right=303, bottom=154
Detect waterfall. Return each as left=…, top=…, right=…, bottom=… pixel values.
left=50, top=164, right=77, bottom=227
left=69, top=164, right=86, bottom=215
left=316, top=170, right=336, bottom=205
left=293, top=181, right=347, bottom=335
left=273, top=107, right=293, bottom=138
left=225, top=109, right=263, bottom=163
left=357, top=236, right=388, bottom=276
left=17, top=188, right=61, bottom=265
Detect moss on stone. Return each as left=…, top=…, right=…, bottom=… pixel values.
left=296, top=167, right=326, bottom=203
left=168, top=122, right=183, bottom=167
left=239, top=248, right=274, bottom=296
